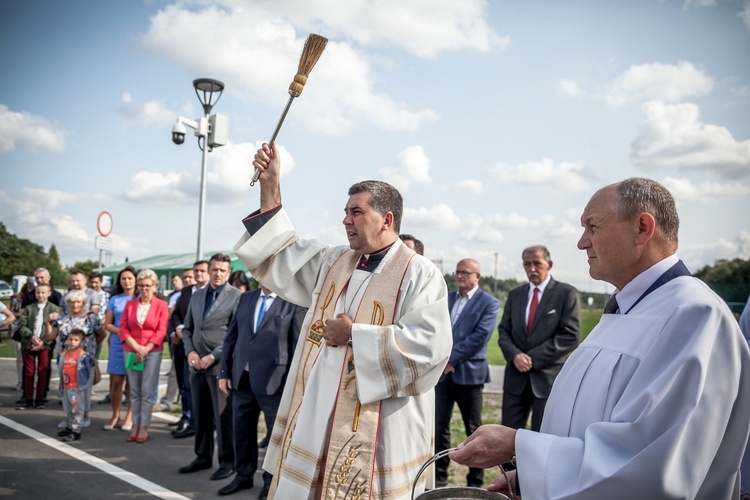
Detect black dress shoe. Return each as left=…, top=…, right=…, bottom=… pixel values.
left=210, top=466, right=235, bottom=481
left=218, top=476, right=253, bottom=495
left=258, top=435, right=270, bottom=448
left=179, top=459, right=212, bottom=474
left=258, top=482, right=271, bottom=500
left=172, top=425, right=196, bottom=439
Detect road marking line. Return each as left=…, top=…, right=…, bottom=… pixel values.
left=0, top=415, right=189, bottom=500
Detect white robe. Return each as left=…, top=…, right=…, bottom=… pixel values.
left=234, top=208, right=452, bottom=499
left=516, top=276, right=750, bottom=499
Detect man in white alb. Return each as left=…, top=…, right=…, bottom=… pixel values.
left=451, top=177, right=750, bottom=499
left=233, top=142, right=452, bottom=499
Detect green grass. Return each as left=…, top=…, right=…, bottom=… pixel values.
left=0, top=332, right=172, bottom=360
left=487, top=308, right=602, bottom=366
left=1, top=309, right=603, bottom=361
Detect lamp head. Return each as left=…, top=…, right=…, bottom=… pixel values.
left=193, top=78, right=225, bottom=115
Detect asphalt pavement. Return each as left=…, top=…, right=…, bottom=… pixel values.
left=0, top=357, right=504, bottom=498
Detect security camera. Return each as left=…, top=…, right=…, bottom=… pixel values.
left=172, top=121, right=186, bottom=145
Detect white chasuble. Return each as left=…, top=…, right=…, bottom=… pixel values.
left=234, top=208, right=452, bottom=499
left=515, top=277, right=750, bottom=499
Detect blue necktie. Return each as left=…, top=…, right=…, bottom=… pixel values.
left=204, top=289, right=218, bottom=319
left=256, top=295, right=270, bottom=330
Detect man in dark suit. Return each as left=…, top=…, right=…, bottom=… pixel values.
left=435, top=258, right=500, bottom=488
left=169, top=261, right=209, bottom=438
left=178, top=254, right=242, bottom=482
left=217, top=286, right=307, bottom=497
left=498, top=245, right=580, bottom=432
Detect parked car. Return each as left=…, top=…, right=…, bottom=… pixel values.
left=0, top=280, right=12, bottom=299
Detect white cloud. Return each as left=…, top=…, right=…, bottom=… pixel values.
left=140, top=2, right=484, bottom=135
left=605, top=61, right=713, bottom=106
left=741, top=2, right=750, bottom=29
left=124, top=142, right=295, bottom=206
left=489, top=157, right=592, bottom=192
left=450, top=179, right=484, bottom=193
left=683, top=0, right=717, bottom=7
left=461, top=213, right=503, bottom=244
left=485, top=212, right=533, bottom=229
left=661, top=176, right=750, bottom=204
left=117, top=92, right=177, bottom=126
left=404, top=204, right=461, bottom=230
left=379, top=145, right=432, bottom=192
left=557, top=79, right=583, bottom=98
left=632, top=101, right=750, bottom=178
left=251, top=0, right=510, bottom=58
left=681, top=231, right=750, bottom=271
left=0, top=104, right=66, bottom=154
left=0, top=188, right=140, bottom=265
left=545, top=221, right=581, bottom=242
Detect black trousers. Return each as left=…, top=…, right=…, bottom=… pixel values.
left=434, top=379, right=484, bottom=486
left=172, top=342, right=192, bottom=424
left=190, top=370, right=234, bottom=469
left=232, top=371, right=281, bottom=485
left=501, top=378, right=547, bottom=432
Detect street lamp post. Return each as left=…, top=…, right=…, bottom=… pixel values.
left=171, top=78, right=229, bottom=260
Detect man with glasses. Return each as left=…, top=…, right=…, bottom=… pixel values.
left=434, top=258, right=499, bottom=488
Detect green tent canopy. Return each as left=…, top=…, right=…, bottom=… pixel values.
left=101, top=251, right=251, bottom=292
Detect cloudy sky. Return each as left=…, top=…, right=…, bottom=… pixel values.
left=1, top=0, right=749, bottom=293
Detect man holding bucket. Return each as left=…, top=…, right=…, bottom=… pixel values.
left=450, top=178, right=750, bottom=498
left=234, top=142, right=452, bottom=499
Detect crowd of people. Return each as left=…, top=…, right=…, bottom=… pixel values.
left=3, top=142, right=750, bottom=499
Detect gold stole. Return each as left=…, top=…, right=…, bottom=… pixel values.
left=270, top=244, right=414, bottom=499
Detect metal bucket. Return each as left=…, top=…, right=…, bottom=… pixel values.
left=411, top=449, right=512, bottom=500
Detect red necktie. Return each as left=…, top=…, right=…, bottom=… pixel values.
left=527, top=287, right=539, bottom=332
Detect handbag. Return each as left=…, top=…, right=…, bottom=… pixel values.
left=93, top=364, right=102, bottom=385
left=11, top=323, right=22, bottom=343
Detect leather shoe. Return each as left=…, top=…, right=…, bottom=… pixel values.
left=172, top=425, right=196, bottom=439
left=179, top=459, right=212, bottom=474
left=210, top=466, right=235, bottom=481
left=258, top=482, right=271, bottom=500
left=218, top=476, right=253, bottom=495
left=258, top=435, right=270, bottom=448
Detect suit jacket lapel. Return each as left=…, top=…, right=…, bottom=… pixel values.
left=193, top=287, right=207, bottom=331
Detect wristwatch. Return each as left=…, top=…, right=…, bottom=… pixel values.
left=347, top=337, right=353, bottom=348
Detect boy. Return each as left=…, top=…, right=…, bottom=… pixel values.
left=17, top=283, right=59, bottom=409
left=58, top=329, right=93, bottom=442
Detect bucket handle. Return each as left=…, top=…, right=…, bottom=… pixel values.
left=410, top=448, right=513, bottom=500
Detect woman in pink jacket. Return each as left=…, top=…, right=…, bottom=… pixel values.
left=119, top=269, right=168, bottom=443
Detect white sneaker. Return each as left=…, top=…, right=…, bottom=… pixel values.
left=58, top=419, right=69, bottom=428
left=81, top=418, right=91, bottom=427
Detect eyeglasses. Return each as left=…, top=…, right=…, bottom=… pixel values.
left=137, top=284, right=154, bottom=288
left=455, top=270, right=478, bottom=276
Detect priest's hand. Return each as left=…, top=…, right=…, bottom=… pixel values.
left=513, top=353, right=533, bottom=372
left=253, top=142, right=282, bottom=211
left=449, top=424, right=516, bottom=469
left=323, top=313, right=353, bottom=347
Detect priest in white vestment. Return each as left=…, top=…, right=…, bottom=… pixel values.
left=451, top=177, right=750, bottom=499
left=234, top=142, right=452, bottom=500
